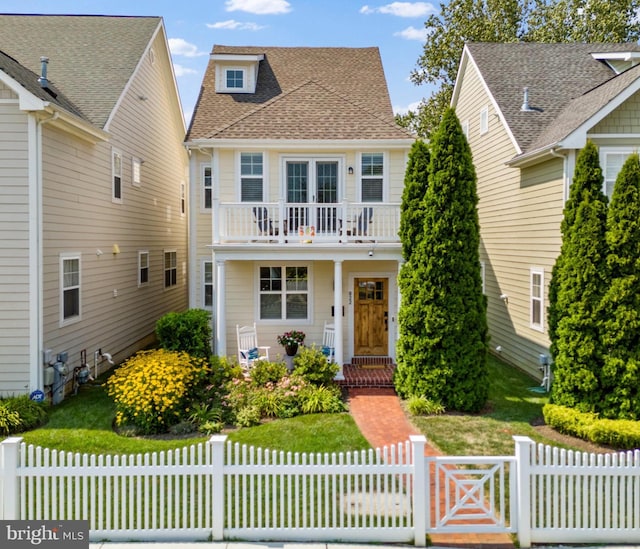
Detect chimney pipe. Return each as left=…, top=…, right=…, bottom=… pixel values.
left=38, top=56, right=49, bottom=88
left=521, top=87, right=535, bottom=112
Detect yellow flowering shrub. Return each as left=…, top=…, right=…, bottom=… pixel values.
left=106, top=349, right=207, bottom=434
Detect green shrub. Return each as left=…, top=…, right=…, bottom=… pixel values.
left=299, top=384, right=346, bottom=414
left=543, top=403, right=640, bottom=450
left=2, top=395, right=48, bottom=432
left=293, top=346, right=339, bottom=386
left=250, top=360, right=288, bottom=387
left=106, top=349, right=208, bottom=434
left=406, top=395, right=445, bottom=416
left=234, top=405, right=262, bottom=428
left=156, top=309, right=212, bottom=358
left=0, top=402, right=21, bottom=436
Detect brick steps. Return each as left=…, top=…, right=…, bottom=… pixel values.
left=339, top=357, right=395, bottom=388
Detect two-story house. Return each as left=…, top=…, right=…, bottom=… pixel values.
left=185, top=46, right=413, bottom=377
left=0, top=15, right=189, bottom=401
left=451, top=42, right=640, bottom=379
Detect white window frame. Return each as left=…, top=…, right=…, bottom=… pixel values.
left=530, top=267, right=544, bottom=332
left=461, top=119, right=470, bottom=139
left=480, top=260, right=486, bottom=294
left=599, top=147, right=637, bottom=199
left=358, top=152, right=386, bottom=203
left=164, top=250, right=177, bottom=289
left=60, top=253, right=81, bottom=326
left=202, top=164, right=213, bottom=210
left=256, top=263, right=312, bottom=323
left=223, top=67, right=247, bottom=92
left=112, top=149, right=123, bottom=203
left=132, top=157, right=142, bottom=187
left=238, top=152, right=265, bottom=202
left=480, top=106, right=489, bottom=135
left=138, top=251, right=149, bottom=287
left=280, top=155, right=344, bottom=201
left=180, top=182, right=186, bottom=216
left=203, top=259, right=214, bottom=309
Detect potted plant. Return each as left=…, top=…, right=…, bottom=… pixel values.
left=277, top=330, right=306, bottom=356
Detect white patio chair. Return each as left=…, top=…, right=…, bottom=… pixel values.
left=236, top=323, right=270, bottom=370
left=321, top=321, right=336, bottom=363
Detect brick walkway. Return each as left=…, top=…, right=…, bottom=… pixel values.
left=347, top=387, right=515, bottom=549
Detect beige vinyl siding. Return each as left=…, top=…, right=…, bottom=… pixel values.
left=40, top=30, right=189, bottom=378
left=0, top=98, right=31, bottom=395
left=591, top=89, right=640, bottom=134
left=455, top=60, right=563, bottom=378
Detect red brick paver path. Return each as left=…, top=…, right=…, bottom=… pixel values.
left=348, top=387, right=515, bottom=549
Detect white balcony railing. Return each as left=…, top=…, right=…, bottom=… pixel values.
left=212, top=200, right=400, bottom=245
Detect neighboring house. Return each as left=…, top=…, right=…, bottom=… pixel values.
left=0, top=15, right=189, bottom=400
left=451, top=42, right=640, bottom=379
left=185, top=46, right=413, bottom=376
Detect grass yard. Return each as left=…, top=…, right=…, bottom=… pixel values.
left=408, top=354, right=609, bottom=456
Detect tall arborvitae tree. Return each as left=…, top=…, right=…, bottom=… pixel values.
left=549, top=141, right=609, bottom=413
left=398, top=140, right=430, bottom=259
left=394, top=108, right=488, bottom=412
left=600, top=154, right=640, bottom=419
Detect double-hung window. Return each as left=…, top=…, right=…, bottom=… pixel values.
left=203, top=260, right=213, bottom=308
left=530, top=268, right=544, bottom=331
left=164, top=250, right=177, bottom=288
left=112, top=149, right=122, bottom=203
left=240, top=152, right=263, bottom=201
left=601, top=149, right=634, bottom=199
left=138, top=251, right=149, bottom=286
left=61, top=254, right=81, bottom=324
left=259, top=265, right=309, bottom=320
left=361, top=153, right=384, bottom=202
left=203, top=165, right=213, bottom=209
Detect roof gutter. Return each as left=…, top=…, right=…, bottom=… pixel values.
left=506, top=142, right=563, bottom=168
left=185, top=137, right=415, bottom=151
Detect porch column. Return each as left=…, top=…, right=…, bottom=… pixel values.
left=215, top=259, right=226, bottom=357
left=334, top=259, right=344, bottom=380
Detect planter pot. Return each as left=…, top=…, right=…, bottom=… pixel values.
left=284, top=344, right=298, bottom=357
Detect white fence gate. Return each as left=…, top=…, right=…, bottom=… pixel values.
left=2, top=434, right=640, bottom=547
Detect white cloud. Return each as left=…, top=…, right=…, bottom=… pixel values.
left=225, top=0, right=292, bottom=14
left=393, top=100, right=422, bottom=115
left=394, top=25, right=428, bottom=41
left=168, top=38, right=207, bottom=58
left=173, top=64, right=199, bottom=77
left=360, top=2, right=435, bottom=17
left=207, top=19, right=266, bottom=31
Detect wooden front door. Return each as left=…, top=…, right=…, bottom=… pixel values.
left=354, top=278, right=388, bottom=355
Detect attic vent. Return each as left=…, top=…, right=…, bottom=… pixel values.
left=38, top=56, right=49, bottom=88
left=521, top=87, right=538, bottom=112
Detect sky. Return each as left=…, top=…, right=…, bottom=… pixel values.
left=1, top=0, right=435, bottom=125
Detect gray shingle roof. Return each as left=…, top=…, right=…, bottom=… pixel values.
left=187, top=45, right=413, bottom=142
left=465, top=42, right=640, bottom=155
left=0, top=14, right=161, bottom=129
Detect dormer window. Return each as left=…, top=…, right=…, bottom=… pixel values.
left=212, top=52, right=264, bottom=94
left=591, top=51, right=640, bottom=74
left=226, top=69, right=245, bottom=89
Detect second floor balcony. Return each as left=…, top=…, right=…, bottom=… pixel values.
left=212, top=201, right=401, bottom=245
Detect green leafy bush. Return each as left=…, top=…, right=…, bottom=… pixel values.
left=106, top=349, right=208, bottom=434
left=299, top=384, right=346, bottom=414
left=1, top=395, right=48, bottom=432
left=156, top=309, right=212, bottom=358
left=406, top=395, right=445, bottom=416
left=293, top=346, right=339, bottom=386
left=250, top=360, right=288, bottom=387
left=0, top=402, right=21, bottom=436
left=543, top=403, right=640, bottom=450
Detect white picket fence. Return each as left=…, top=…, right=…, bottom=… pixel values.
left=2, top=434, right=640, bottom=547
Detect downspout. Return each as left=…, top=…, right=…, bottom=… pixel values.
left=549, top=147, right=569, bottom=203
left=30, top=111, right=58, bottom=393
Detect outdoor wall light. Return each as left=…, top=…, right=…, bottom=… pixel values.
left=348, top=166, right=354, bottom=175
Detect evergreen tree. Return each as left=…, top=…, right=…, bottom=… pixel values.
left=398, top=140, right=430, bottom=259
left=394, top=108, right=488, bottom=412
left=549, top=141, right=608, bottom=412
left=600, top=154, right=640, bottom=419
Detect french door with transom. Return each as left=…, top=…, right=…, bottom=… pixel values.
left=284, top=158, right=340, bottom=236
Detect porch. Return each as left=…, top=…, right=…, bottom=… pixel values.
left=212, top=201, right=400, bottom=245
